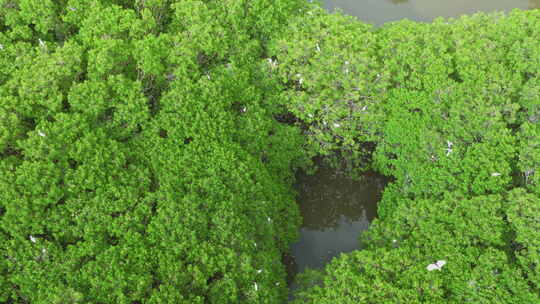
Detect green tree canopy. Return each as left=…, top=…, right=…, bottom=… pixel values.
left=1, top=1, right=540, bottom=303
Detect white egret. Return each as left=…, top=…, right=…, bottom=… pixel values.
left=427, top=260, right=446, bottom=271
left=254, top=282, right=258, bottom=291
left=295, top=73, right=304, bottom=85
left=491, top=172, right=501, bottom=177
left=267, top=58, right=277, bottom=68
left=37, top=248, right=48, bottom=262
left=38, top=130, right=46, bottom=137
left=29, top=235, right=37, bottom=243
left=445, top=140, right=453, bottom=156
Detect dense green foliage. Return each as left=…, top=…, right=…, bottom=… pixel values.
left=274, top=6, right=540, bottom=304
left=1, top=1, right=539, bottom=303
left=0, top=1, right=310, bottom=303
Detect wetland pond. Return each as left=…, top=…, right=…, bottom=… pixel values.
left=287, top=0, right=540, bottom=294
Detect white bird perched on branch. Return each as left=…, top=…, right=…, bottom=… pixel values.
left=266, top=58, right=277, bottom=69
left=427, top=260, right=446, bottom=271
left=38, top=130, right=46, bottom=137
left=445, top=140, right=453, bottom=156
left=295, top=73, right=304, bottom=85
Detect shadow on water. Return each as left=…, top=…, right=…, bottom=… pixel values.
left=286, top=160, right=390, bottom=297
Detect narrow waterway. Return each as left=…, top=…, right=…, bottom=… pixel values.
left=323, top=0, right=540, bottom=25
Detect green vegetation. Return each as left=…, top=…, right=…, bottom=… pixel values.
left=276, top=6, right=540, bottom=304
left=0, top=1, right=539, bottom=303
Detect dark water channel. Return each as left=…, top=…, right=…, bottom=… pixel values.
left=323, top=0, right=540, bottom=25
left=286, top=163, right=389, bottom=291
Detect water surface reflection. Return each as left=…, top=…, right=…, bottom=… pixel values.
left=323, top=0, right=540, bottom=25
left=289, top=165, right=388, bottom=275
